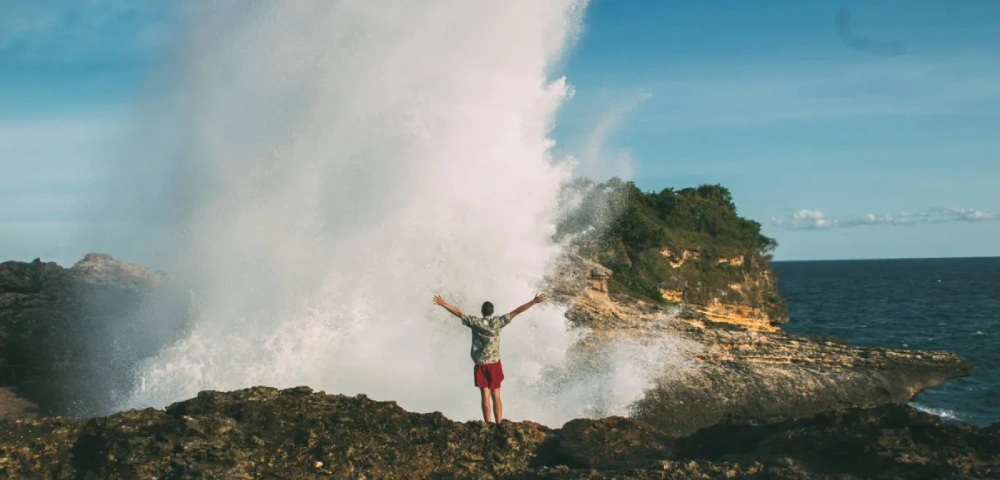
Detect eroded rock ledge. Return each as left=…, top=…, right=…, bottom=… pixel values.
left=1, top=386, right=997, bottom=479
left=545, top=252, right=973, bottom=437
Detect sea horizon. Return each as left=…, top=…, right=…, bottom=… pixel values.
left=773, top=255, right=1000, bottom=263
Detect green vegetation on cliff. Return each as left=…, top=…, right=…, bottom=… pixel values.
left=557, top=178, right=786, bottom=322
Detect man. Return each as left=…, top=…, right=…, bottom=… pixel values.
left=432, top=292, right=547, bottom=423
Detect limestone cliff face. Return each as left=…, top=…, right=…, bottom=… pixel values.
left=657, top=247, right=785, bottom=331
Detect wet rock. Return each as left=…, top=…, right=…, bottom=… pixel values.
left=0, top=386, right=996, bottom=479
left=0, top=255, right=189, bottom=417
left=675, top=403, right=1000, bottom=479
left=540, top=416, right=675, bottom=470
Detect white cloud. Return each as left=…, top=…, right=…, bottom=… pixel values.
left=773, top=206, right=999, bottom=231
left=795, top=210, right=822, bottom=227
left=772, top=209, right=837, bottom=230
left=936, top=207, right=998, bottom=222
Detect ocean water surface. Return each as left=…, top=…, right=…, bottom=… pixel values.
left=773, top=257, right=1000, bottom=427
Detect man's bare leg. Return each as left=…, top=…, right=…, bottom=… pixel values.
left=479, top=388, right=493, bottom=422
left=490, top=388, right=503, bottom=423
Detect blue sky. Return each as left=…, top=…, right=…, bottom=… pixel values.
left=2, top=0, right=998, bottom=264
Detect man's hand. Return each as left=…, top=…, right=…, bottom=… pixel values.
left=509, top=292, right=547, bottom=320
left=433, top=294, right=464, bottom=319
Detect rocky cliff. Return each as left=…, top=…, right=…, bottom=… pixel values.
left=544, top=251, right=971, bottom=436
left=656, top=246, right=782, bottom=331
left=557, top=179, right=788, bottom=329
left=0, top=254, right=189, bottom=418
left=2, top=386, right=997, bottom=479
left=541, top=179, right=974, bottom=436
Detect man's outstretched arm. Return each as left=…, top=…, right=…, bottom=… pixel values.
left=508, top=293, right=546, bottom=320
left=433, top=295, right=465, bottom=319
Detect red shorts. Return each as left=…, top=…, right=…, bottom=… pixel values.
left=473, top=361, right=504, bottom=389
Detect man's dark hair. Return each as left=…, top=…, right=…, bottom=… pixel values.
left=481, top=301, right=494, bottom=317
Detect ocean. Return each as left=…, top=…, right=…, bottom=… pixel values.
left=772, top=257, right=1000, bottom=427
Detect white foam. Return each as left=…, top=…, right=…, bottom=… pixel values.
left=910, top=402, right=962, bottom=420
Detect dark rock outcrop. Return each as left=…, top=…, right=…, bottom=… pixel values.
left=0, top=255, right=189, bottom=417
left=1, top=386, right=996, bottom=479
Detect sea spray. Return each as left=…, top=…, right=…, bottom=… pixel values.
left=118, top=0, right=693, bottom=426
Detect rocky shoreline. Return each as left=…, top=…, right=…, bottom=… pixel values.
left=1, top=253, right=993, bottom=478
left=546, top=253, right=973, bottom=437
left=2, top=386, right=997, bottom=479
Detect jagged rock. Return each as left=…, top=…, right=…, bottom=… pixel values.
left=0, top=386, right=996, bottom=479
left=0, top=255, right=189, bottom=417
left=542, top=416, right=675, bottom=470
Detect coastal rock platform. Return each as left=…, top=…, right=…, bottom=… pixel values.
left=546, top=253, right=973, bottom=436
left=2, top=386, right=996, bottom=479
